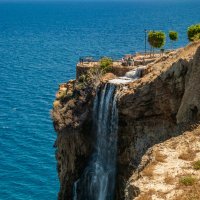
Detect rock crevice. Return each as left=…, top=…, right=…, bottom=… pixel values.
left=52, top=42, right=200, bottom=200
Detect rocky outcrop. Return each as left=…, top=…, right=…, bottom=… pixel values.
left=125, top=125, right=200, bottom=200
left=52, top=42, right=200, bottom=200
left=52, top=81, right=95, bottom=199
left=116, top=42, right=200, bottom=199
left=177, top=46, right=200, bottom=123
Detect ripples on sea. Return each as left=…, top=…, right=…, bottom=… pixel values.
left=0, top=1, right=200, bottom=199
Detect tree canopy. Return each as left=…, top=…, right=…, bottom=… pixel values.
left=169, top=31, right=178, bottom=41
left=148, top=31, right=166, bottom=49
left=188, top=24, right=200, bottom=41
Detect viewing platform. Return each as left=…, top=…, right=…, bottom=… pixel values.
left=76, top=50, right=174, bottom=78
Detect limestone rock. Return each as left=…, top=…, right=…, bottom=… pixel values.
left=52, top=41, right=200, bottom=200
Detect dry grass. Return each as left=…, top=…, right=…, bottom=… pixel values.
left=174, top=181, right=200, bottom=200
left=136, top=190, right=167, bottom=200
left=178, top=149, right=196, bottom=161
left=157, top=191, right=168, bottom=199
left=192, top=125, right=200, bottom=136
left=154, top=150, right=167, bottom=163
left=136, top=189, right=155, bottom=200
left=164, top=173, right=174, bottom=185
left=170, top=141, right=178, bottom=150
left=142, top=161, right=157, bottom=177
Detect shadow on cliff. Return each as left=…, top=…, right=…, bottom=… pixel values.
left=116, top=44, right=200, bottom=199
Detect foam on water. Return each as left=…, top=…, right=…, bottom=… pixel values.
left=109, top=66, right=146, bottom=84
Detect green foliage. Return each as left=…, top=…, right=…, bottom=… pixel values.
left=99, top=57, right=113, bottom=73
left=192, top=33, right=200, bottom=41
left=180, top=176, right=196, bottom=186
left=188, top=24, right=200, bottom=41
left=148, top=31, right=166, bottom=49
left=193, top=160, right=200, bottom=170
left=169, top=31, right=178, bottom=41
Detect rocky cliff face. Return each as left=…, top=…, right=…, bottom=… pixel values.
left=125, top=125, right=200, bottom=200
left=52, top=42, right=200, bottom=200
left=52, top=81, right=95, bottom=199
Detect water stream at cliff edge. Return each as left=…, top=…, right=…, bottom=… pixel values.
left=73, top=83, right=118, bottom=200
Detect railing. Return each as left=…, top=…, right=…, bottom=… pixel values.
left=79, top=49, right=175, bottom=63
left=79, top=56, right=123, bottom=63
left=136, top=49, right=174, bottom=55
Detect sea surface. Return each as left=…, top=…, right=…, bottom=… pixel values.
left=0, top=1, right=200, bottom=199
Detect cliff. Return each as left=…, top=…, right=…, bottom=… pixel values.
left=126, top=125, right=200, bottom=200
left=52, top=41, right=200, bottom=200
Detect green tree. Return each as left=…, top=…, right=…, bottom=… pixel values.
left=191, top=33, right=200, bottom=41
left=187, top=24, right=200, bottom=42
left=148, top=31, right=166, bottom=56
left=99, top=57, right=113, bottom=73
left=169, top=31, right=178, bottom=49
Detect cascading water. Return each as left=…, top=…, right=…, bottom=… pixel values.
left=109, top=65, right=147, bottom=84
left=73, top=83, right=118, bottom=200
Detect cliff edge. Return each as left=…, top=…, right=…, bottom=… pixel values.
left=52, top=41, right=200, bottom=200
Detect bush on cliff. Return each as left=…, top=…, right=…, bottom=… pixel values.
left=148, top=31, right=166, bottom=56
left=193, top=160, right=200, bottom=170
left=179, top=175, right=196, bottom=186
left=188, top=24, right=200, bottom=41
left=99, top=57, right=113, bottom=73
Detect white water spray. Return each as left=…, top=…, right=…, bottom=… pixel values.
left=73, top=83, right=118, bottom=200
left=109, top=66, right=146, bottom=84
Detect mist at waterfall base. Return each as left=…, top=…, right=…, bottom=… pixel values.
left=1, top=1, right=200, bottom=200
left=73, top=84, right=118, bottom=200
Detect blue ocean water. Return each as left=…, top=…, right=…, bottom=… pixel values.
left=0, top=1, right=200, bottom=200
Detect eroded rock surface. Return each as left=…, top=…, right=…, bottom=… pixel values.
left=52, top=42, right=200, bottom=200
left=126, top=125, right=200, bottom=200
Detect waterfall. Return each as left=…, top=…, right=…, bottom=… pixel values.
left=73, top=83, right=118, bottom=200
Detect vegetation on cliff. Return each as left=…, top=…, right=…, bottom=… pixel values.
left=52, top=36, right=200, bottom=199
left=169, top=31, right=178, bottom=49
left=188, top=24, right=200, bottom=41
left=128, top=125, right=200, bottom=200
left=148, top=31, right=166, bottom=55
left=99, top=57, right=113, bottom=73
left=169, top=31, right=178, bottom=42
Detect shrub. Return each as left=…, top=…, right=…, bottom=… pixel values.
left=154, top=150, right=167, bottom=162
left=148, top=31, right=166, bottom=49
left=169, top=31, right=178, bottom=41
left=164, top=174, right=174, bottom=185
left=187, top=24, right=200, bottom=41
left=178, top=149, right=196, bottom=161
left=179, top=176, right=196, bottom=186
left=142, top=161, right=157, bottom=177
left=193, top=160, right=200, bottom=170
left=99, top=57, right=113, bottom=73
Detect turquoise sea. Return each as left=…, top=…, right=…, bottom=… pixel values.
left=0, top=1, right=200, bottom=199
